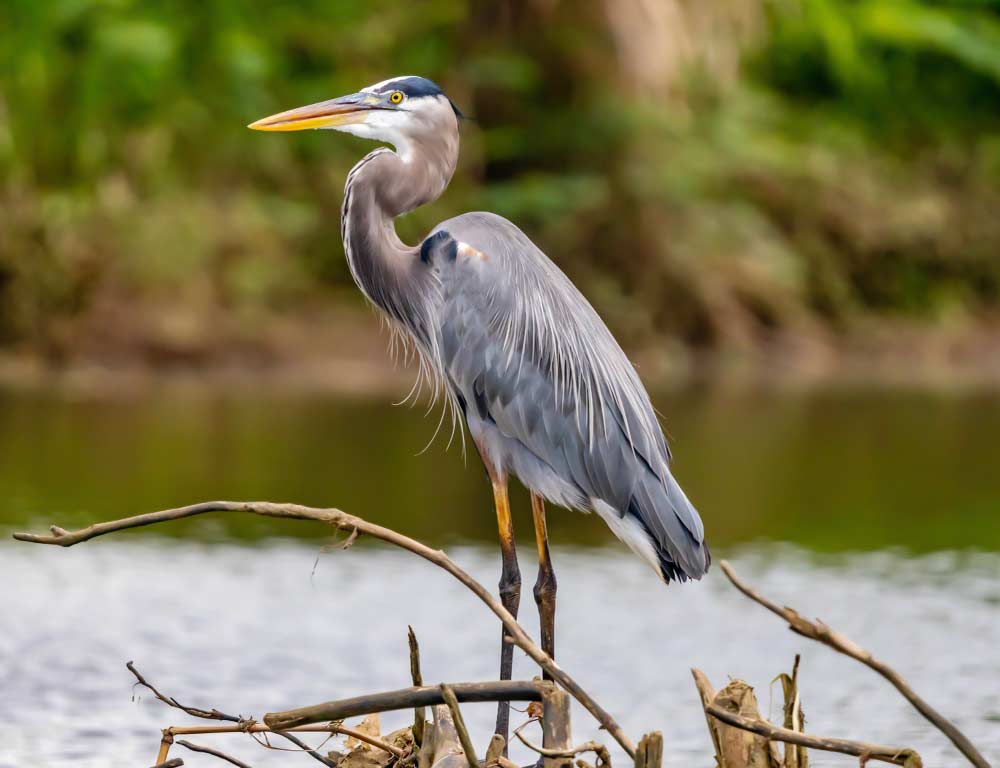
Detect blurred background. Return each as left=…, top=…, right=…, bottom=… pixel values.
left=3, top=0, right=1000, bottom=379
left=0, top=2, right=998, bottom=767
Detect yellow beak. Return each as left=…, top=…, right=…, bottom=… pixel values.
left=248, top=93, right=380, bottom=132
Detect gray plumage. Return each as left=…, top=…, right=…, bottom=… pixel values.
left=256, top=75, right=709, bottom=582
left=425, top=213, right=708, bottom=581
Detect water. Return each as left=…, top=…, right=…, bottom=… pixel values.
left=1, top=385, right=998, bottom=767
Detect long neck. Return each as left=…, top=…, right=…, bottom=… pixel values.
left=341, top=134, right=458, bottom=334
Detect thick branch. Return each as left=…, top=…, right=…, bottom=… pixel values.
left=705, top=704, right=921, bottom=767
left=265, top=680, right=545, bottom=729
left=719, top=560, right=988, bottom=768
left=14, top=501, right=635, bottom=757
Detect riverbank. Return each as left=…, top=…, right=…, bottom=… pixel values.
left=3, top=305, right=1000, bottom=398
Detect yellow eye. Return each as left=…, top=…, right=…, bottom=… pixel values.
left=389, top=91, right=404, bottom=104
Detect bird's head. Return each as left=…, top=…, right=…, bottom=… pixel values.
left=248, top=75, right=462, bottom=161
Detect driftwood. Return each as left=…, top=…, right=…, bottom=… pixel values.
left=705, top=705, right=922, bottom=767
left=718, top=560, right=988, bottom=768
left=693, top=668, right=922, bottom=767
left=632, top=733, right=663, bottom=768
left=692, top=671, right=780, bottom=768
left=13, top=500, right=635, bottom=758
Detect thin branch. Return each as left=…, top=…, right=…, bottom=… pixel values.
left=705, top=704, right=922, bottom=767
left=128, top=661, right=337, bottom=767
left=175, top=740, right=254, bottom=768
left=327, top=725, right=405, bottom=757
left=129, top=661, right=237, bottom=722
left=513, top=729, right=611, bottom=768
left=719, top=560, right=988, bottom=768
left=408, top=626, right=425, bottom=747
left=164, top=724, right=404, bottom=757
left=513, top=717, right=611, bottom=768
left=150, top=760, right=184, bottom=768
left=13, top=501, right=636, bottom=757
left=440, top=684, right=479, bottom=768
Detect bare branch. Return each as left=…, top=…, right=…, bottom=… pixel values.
left=163, top=723, right=404, bottom=757
left=512, top=725, right=610, bottom=768
left=175, top=740, right=254, bottom=768
left=408, top=626, right=425, bottom=747
left=129, top=661, right=337, bottom=767
left=440, top=684, right=479, bottom=768
left=150, top=760, right=184, bottom=768
left=13, top=501, right=636, bottom=757
left=516, top=736, right=611, bottom=766
left=705, top=703, right=921, bottom=767
left=267, top=680, right=545, bottom=729
left=719, top=560, right=988, bottom=768
left=129, top=661, right=237, bottom=722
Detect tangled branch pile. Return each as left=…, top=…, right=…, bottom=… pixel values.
left=13, top=501, right=991, bottom=768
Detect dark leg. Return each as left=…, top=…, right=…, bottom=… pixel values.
left=530, top=492, right=557, bottom=676
left=491, top=474, right=521, bottom=745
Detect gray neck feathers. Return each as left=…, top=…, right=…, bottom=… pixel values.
left=340, top=116, right=459, bottom=346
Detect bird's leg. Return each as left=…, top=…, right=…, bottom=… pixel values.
left=530, top=492, right=557, bottom=677
left=491, top=473, right=521, bottom=745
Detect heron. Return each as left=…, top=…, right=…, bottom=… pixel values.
left=249, top=75, right=710, bottom=741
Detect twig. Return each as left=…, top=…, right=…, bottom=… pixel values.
left=129, top=661, right=237, bottom=722
left=440, top=684, right=479, bottom=768
left=162, top=724, right=404, bottom=757
left=512, top=726, right=610, bottom=768
left=13, top=501, right=636, bottom=757
left=719, top=560, right=988, bottom=768
left=150, top=760, right=184, bottom=768
left=128, top=661, right=337, bottom=767
left=408, top=626, right=425, bottom=747
left=175, top=740, right=254, bottom=768
left=705, top=704, right=922, bottom=767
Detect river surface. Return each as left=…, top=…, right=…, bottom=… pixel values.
left=1, top=386, right=998, bottom=767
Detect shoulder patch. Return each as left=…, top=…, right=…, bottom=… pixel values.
left=419, top=230, right=457, bottom=264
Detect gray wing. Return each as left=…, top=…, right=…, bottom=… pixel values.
left=421, top=212, right=709, bottom=582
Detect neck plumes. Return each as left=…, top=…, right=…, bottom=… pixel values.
left=340, top=129, right=458, bottom=341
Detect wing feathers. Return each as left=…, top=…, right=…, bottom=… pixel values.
left=427, top=213, right=709, bottom=582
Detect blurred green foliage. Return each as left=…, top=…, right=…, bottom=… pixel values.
left=0, top=0, right=999, bottom=363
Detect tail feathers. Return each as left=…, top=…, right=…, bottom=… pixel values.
left=627, top=472, right=710, bottom=583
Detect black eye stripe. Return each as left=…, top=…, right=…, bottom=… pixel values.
left=375, top=76, right=444, bottom=98
left=370, top=76, right=463, bottom=119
